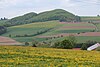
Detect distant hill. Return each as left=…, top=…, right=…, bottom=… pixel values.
left=3, top=9, right=81, bottom=27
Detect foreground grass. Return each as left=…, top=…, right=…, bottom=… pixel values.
left=0, top=46, right=100, bottom=67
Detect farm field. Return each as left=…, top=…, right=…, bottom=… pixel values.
left=0, top=46, right=100, bottom=67
left=41, top=36, right=100, bottom=43
left=1, top=20, right=100, bottom=44
left=0, top=36, right=21, bottom=45
left=81, top=16, right=100, bottom=22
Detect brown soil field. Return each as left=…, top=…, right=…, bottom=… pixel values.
left=61, top=26, right=95, bottom=29
left=37, top=32, right=100, bottom=38
left=0, top=36, right=22, bottom=45
left=59, top=22, right=88, bottom=24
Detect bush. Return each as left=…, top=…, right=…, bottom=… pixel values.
left=61, top=39, right=73, bottom=49
left=53, top=42, right=61, bottom=48
left=32, top=44, right=37, bottom=47
left=81, top=41, right=97, bottom=50
left=25, top=42, right=29, bottom=46
left=81, top=43, right=87, bottom=50
left=53, top=35, right=77, bottom=49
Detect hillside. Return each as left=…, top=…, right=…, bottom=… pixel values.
left=0, top=46, right=100, bottom=66
left=2, top=9, right=81, bottom=27
left=2, top=21, right=100, bottom=44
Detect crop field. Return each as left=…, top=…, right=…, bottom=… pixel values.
left=96, top=23, right=100, bottom=31
left=2, top=21, right=100, bottom=43
left=44, top=36, right=100, bottom=43
left=81, top=16, right=100, bottom=22
left=0, top=36, right=21, bottom=45
left=2, top=21, right=60, bottom=36
left=0, top=46, right=100, bottom=67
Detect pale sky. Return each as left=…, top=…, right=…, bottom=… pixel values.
left=0, top=0, right=100, bottom=18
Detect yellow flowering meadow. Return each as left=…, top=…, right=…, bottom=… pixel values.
left=0, top=46, right=100, bottom=67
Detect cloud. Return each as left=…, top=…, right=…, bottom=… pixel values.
left=0, top=0, right=99, bottom=18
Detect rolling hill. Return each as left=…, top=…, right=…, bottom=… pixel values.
left=2, top=9, right=81, bottom=27
left=2, top=21, right=100, bottom=44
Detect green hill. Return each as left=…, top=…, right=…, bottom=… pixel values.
left=3, top=9, right=81, bottom=27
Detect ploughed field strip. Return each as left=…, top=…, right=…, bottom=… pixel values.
left=0, top=36, right=21, bottom=45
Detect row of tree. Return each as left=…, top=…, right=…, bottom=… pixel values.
left=0, top=17, right=8, bottom=20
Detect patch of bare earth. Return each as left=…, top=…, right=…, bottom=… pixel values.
left=59, top=22, right=88, bottom=24
left=61, top=26, right=95, bottom=29
left=72, top=48, right=81, bottom=50
left=0, top=36, right=22, bottom=45
left=37, top=32, right=100, bottom=38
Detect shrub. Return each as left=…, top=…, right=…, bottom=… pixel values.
left=81, top=43, right=87, bottom=50
left=25, top=42, right=29, bottom=46
left=81, top=41, right=97, bottom=50
left=32, top=44, right=37, bottom=47
left=53, top=35, right=77, bottom=49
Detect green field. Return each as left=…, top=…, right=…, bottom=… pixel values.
left=1, top=21, right=100, bottom=44
left=0, top=46, right=100, bottom=67
left=45, top=36, right=100, bottom=43
left=81, top=16, right=100, bottom=22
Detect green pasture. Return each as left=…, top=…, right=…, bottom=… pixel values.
left=81, top=16, right=100, bottom=22
left=44, top=36, right=100, bottom=43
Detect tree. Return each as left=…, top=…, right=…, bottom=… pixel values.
left=53, top=42, right=61, bottom=48
left=81, top=43, right=87, bottom=50
left=25, top=42, right=29, bottom=46
left=97, top=15, right=100, bottom=17
left=53, top=35, right=77, bottom=49
left=32, top=43, right=37, bottom=47
left=67, top=35, right=77, bottom=47
left=61, top=39, right=73, bottom=49
left=9, top=34, right=11, bottom=37
left=81, top=41, right=97, bottom=50
left=54, top=39, right=75, bottom=49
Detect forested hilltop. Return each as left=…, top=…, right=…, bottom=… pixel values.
left=1, top=9, right=81, bottom=27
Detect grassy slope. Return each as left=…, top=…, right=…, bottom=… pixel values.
left=0, top=46, right=100, bottom=67
left=2, top=21, right=100, bottom=42
left=2, top=21, right=97, bottom=43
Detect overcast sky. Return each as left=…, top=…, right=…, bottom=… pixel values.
left=0, top=0, right=100, bottom=18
